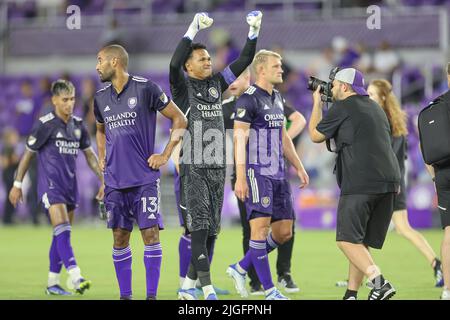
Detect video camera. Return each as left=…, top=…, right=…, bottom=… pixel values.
left=307, top=67, right=340, bottom=102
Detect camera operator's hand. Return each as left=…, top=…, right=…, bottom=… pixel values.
left=312, top=85, right=322, bottom=106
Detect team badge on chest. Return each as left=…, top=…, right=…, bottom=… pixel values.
left=74, top=128, right=81, bottom=140
left=208, top=87, right=219, bottom=99
left=128, top=97, right=137, bottom=109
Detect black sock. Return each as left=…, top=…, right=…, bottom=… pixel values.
left=343, top=289, right=358, bottom=300
left=191, top=230, right=211, bottom=287
left=371, top=274, right=385, bottom=289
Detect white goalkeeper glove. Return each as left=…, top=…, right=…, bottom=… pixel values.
left=246, top=10, right=263, bottom=40
left=184, top=12, right=214, bottom=40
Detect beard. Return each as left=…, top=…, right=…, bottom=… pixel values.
left=99, top=69, right=114, bottom=83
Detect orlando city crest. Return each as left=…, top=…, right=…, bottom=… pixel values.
left=128, top=97, right=137, bottom=109
left=261, top=196, right=271, bottom=208
left=208, top=87, right=219, bottom=99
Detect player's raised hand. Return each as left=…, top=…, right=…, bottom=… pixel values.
left=9, top=186, right=23, bottom=208
left=185, top=12, right=213, bottom=40
left=246, top=10, right=263, bottom=40
left=147, top=153, right=169, bottom=170
left=194, top=12, right=213, bottom=30
left=297, top=168, right=310, bottom=189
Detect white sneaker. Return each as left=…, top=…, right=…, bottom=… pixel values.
left=441, top=289, right=450, bottom=300
left=265, top=288, right=290, bottom=300
left=226, top=264, right=248, bottom=298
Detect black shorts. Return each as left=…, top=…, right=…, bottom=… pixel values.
left=435, top=166, right=450, bottom=229
left=393, top=179, right=406, bottom=211
left=179, top=165, right=225, bottom=236
left=336, top=193, right=395, bottom=249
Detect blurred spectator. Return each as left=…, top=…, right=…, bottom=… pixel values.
left=38, top=76, right=53, bottom=115
left=80, top=77, right=97, bottom=136
left=1, top=128, right=20, bottom=225
left=373, top=40, right=400, bottom=79
left=210, top=29, right=240, bottom=72
left=332, top=36, right=360, bottom=68
left=306, top=46, right=335, bottom=82
left=14, top=80, right=40, bottom=138
left=354, top=42, right=373, bottom=74
left=100, top=16, right=125, bottom=47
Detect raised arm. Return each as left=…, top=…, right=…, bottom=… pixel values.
left=169, top=13, right=213, bottom=89
left=8, top=149, right=35, bottom=207
left=309, top=86, right=327, bottom=143
left=220, top=11, right=262, bottom=90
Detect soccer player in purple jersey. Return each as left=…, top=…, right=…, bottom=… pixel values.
left=227, top=50, right=309, bottom=300
left=94, top=45, right=187, bottom=300
left=170, top=11, right=261, bottom=300
left=9, top=79, right=104, bottom=296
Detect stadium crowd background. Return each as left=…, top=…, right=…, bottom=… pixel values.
left=0, top=0, right=449, bottom=229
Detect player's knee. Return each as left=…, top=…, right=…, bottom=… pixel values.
left=280, top=230, right=292, bottom=244
left=113, top=237, right=129, bottom=248
left=251, top=227, right=269, bottom=241
left=143, top=226, right=160, bottom=244
left=113, top=229, right=131, bottom=248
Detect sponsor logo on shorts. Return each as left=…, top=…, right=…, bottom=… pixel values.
left=261, top=196, right=271, bottom=208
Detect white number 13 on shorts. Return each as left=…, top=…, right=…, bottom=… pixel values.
left=141, top=197, right=158, bottom=214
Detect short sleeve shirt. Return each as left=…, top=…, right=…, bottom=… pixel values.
left=26, top=112, right=91, bottom=201
left=94, top=75, right=170, bottom=189
left=316, top=95, right=401, bottom=194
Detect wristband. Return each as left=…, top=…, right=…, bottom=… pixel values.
left=13, top=181, right=22, bottom=189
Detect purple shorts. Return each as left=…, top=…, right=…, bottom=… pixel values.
left=40, top=191, right=77, bottom=212
left=104, top=179, right=164, bottom=232
left=245, top=169, right=295, bottom=222
left=174, top=171, right=184, bottom=226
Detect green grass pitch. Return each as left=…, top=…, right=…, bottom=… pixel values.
left=0, top=224, right=444, bottom=300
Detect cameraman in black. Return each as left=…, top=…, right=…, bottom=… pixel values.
left=308, top=68, right=401, bottom=300
left=424, top=62, right=450, bottom=300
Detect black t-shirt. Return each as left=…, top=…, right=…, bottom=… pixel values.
left=392, top=135, right=407, bottom=187
left=317, top=95, right=401, bottom=195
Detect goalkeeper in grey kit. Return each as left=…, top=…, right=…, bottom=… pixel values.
left=170, top=11, right=262, bottom=299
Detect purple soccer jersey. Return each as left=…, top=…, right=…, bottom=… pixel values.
left=94, top=76, right=170, bottom=189
left=234, top=84, right=285, bottom=179
left=26, top=112, right=91, bottom=207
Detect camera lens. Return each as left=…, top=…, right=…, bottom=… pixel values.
left=307, top=77, right=327, bottom=94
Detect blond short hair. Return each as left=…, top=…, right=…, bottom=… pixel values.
left=252, top=49, right=282, bottom=74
